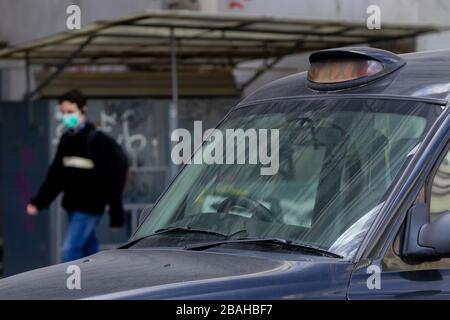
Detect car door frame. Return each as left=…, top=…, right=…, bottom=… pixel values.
left=347, top=99, right=450, bottom=299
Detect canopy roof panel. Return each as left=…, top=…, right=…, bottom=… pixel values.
left=0, top=10, right=446, bottom=67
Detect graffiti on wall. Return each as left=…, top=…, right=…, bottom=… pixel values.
left=51, top=100, right=167, bottom=203
left=50, top=98, right=237, bottom=203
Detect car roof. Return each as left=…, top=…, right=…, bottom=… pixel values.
left=238, top=48, right=450, bottom=106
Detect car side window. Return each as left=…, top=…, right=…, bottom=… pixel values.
left=383, top=146, right=450, bottom=271
left=429, top=150, right=450, bottom=222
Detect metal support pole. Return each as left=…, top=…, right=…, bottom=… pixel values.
left=24, top=51, right=34, bottom=125
left=168, top=27, right=179, bottom=180
left=25, top=51, right=31, bottom=96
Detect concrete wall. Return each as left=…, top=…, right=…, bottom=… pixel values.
left=200, top=0, right=449, bottom=24
left=0, top=0, right=164, bottom=45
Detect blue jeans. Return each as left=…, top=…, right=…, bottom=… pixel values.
left=62, top=211, right=102, bottom=262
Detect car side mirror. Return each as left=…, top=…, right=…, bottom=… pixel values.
left=138, top=206, right=152, bottom=226
left=402, top=203, right=450, bottom=260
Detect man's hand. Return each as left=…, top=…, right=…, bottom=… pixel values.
left=26, top=204, right=39, bottom=216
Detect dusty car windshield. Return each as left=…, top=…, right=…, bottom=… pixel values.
left=133, top=98, right=442, bottom=259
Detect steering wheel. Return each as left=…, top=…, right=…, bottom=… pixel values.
left=216, top=195, right=279, bottom=223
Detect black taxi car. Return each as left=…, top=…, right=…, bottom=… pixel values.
left=2, top=47, right=450, bottom=299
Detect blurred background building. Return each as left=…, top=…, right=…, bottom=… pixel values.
left=0, top=0, right=450, bottom=276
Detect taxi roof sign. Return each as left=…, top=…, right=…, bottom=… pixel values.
left=307, top=47, right=406, bottom=91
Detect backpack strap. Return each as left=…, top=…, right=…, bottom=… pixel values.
left=86, top=127, right=98, bottom=159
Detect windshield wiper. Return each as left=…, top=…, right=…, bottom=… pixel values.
left=122, top=226, right=227, bottom=248
left=184, top=237, right=343, bottom=259
left=153, top=226, right=229, bottom=237
left=121, top=226, right=245, bottom=249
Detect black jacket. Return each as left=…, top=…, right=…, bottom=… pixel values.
left=31, top=121, right=125, bottom=227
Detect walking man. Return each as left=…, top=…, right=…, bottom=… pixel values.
left=26, top=89, right=128, bottom=262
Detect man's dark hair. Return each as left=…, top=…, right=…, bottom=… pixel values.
left=59, top=89, right=86, bottom=113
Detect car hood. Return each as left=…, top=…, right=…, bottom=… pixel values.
left=0, top=248, right=353, bottom=299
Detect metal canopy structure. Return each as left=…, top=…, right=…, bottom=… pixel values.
left=0, top=10, right=447, bottom=177
left=0, top=10, right=446, bottom=67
